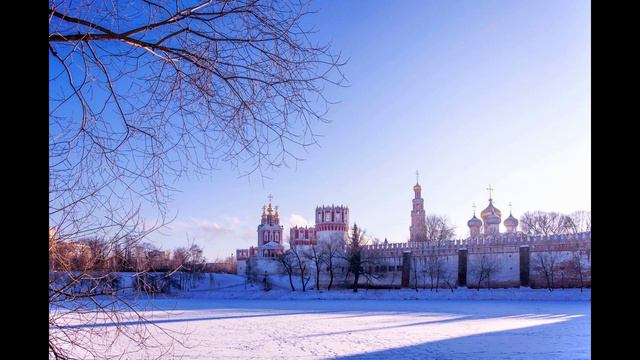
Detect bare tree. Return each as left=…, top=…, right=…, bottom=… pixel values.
left=426, top=254, right=445, bottom=292
left=425, top=215, right=456, bottom=245
left=568, top=250, right=589, bottom=292
left=172, top=247, right=191, bottom=270
left=565, top=211, right=592, bottom=234
left=411, top=257, right=421, bottom=292
left=50, top=1, right=344, bottom=357
left=322, top=233, right=345, bottom=291
left=277, top=250, right=296, bottom=291
left=304, top=245, right=324, bottom=291
left=519, top=211, right=566, bottom=235
left=532, top=249, right=564, bottom=291
left=470, top=254, right=500, bottom=291
left=388, top=262, right=398, bottom=291
left=289, top=241, right=310, bottom=292
left=441, top=264, right=457, bottom=293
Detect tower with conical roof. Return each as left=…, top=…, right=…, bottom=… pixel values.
left=409, top=170, right=427, bottom=242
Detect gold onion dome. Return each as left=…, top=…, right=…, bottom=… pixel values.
left=480, top=199, right=502, bottom=220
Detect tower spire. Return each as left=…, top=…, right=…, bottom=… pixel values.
left=472, top=203, right=476, bottom=216
left=416, top=170, right=419, bottom=184
left=508, top=201, right=512, bottom=215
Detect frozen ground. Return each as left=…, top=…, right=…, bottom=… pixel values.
left=51, top=274, right=590, bottom=359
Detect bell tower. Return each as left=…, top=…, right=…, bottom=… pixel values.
left=257, top=194, right=284, bottom=257
left=409, top=171, right=427, bottom=242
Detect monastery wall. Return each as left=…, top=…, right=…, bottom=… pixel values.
left=351, top=232, right=591, bottom=289
left=245, top=232, right=591, bottom=290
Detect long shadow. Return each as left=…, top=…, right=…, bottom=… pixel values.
left=65, top=297, right=587, bottom=317
left=54, top=310, right=332, bottom=330
left=300, top=315, right=472, bottom=338
left=321, top=311, right=413, bottom=320
left=333, top=315, right=590, bottom=359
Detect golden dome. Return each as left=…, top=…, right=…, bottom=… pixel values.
left=480, top=199, right=502, bottom=220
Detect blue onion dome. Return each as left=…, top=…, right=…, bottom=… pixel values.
left=486, top=212, right=501, bottom=225
left=468, top=215, right=482, bottom=227
left=504, top=214, right=519, bottom=227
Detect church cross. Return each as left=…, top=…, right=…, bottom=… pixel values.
left=472, top=203, right=476, bottom=215
left=268, top=193, right=273, bottom=203
left=416, top=170, right=419, bottom=184
left=486, top=185, right=494, bottom=199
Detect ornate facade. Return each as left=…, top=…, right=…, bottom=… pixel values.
left=236, top=196, right=284, bottom=273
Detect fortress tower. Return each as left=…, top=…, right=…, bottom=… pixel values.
left=315, top=205, right=349, bottom=244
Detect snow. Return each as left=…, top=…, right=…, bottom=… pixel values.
left=171, top=273, right=592, bottom=302
left=51, top=274, right=591, bottom=359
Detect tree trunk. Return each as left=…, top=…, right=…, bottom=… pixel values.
left=328, top=267, right=334, bottom=291
left=577, top=264, right=583, bottom=292
left=288, top=270, right=295, bottom=291
left=353, top=271, right=360, bottom=292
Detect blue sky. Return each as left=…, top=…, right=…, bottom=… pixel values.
left=146, top=0, right=590, bottom=260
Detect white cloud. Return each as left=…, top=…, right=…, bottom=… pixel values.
left=166, top=217, right=243, bottom=241
left=288, top=213, right=310, bottom=228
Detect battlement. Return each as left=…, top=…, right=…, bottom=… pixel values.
left=315, top=205, right=349, bottom=225
left=290, top=225, right=318, bottom=246
left=362, top=231, right=591, bottom=252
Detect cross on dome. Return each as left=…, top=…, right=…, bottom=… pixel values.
left=266, top=194, right=274, bottom=214
left=486, top=185, right=494, bottom=200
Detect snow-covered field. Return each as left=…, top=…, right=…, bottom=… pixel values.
left=51, top=274, right=590, bottom=359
